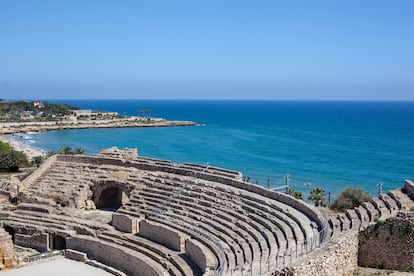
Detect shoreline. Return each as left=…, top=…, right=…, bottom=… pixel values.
left=0, top=134, right=46, bottom=161
left=0, top=117, right=197, bottom=160
left=0, top=118, right=197, bottom=135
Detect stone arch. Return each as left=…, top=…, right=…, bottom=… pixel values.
left=91, top=181, right=132, bottom=211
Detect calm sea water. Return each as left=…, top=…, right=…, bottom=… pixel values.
left=14, top=100, right=414, bottom=197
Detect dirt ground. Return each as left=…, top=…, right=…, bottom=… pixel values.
left=354, top=267, right=414, bottom=276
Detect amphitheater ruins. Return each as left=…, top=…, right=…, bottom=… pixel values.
left=0, top=147, right=413, bottom=275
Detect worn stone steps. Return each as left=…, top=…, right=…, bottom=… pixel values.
left=131, top=175, right=312, bottom=258
left=135, top=182, right=280, bottom=257
left=146, top=214, right=234, bottom=274
left=132, top=197, right=244, bottom=266
left=99, top=232, right=191, bottom=276
left=67, top=235, right=169, bottom=276
left=137, top=185, right=290, bottom=259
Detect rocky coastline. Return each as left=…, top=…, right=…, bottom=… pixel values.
left=0, top=118, right=197, bottom=135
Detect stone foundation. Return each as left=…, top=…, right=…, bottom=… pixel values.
left=358, top=212, right=414, bottom=271
left=275, top=233, right=359, bottom=276
left=0, top=228, right=14, bottom=269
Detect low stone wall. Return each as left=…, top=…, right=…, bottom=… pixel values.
left=111, top=213, right=138, bottom=234
left=20, top=155, right=57, bottom=192
left=358, top=212, right=414, bottom=271
left=0, top=228, right=15, bottom=269
left=15, top=233, right=49, bottom=252
left=65, top=249, right=87, bottom=262
left=403, top=180, right=414, bottom=201
left=66, top=236, right=164, bottom=276
left=185, top=238, right=217, bottom=273
left=139, top=220, right=186, bottom=252
left=274, top=232, right=359, bottom=276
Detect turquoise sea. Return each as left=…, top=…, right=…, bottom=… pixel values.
left=13, top=100, right=414, bottom=198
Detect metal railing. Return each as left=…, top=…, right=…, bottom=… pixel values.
left=227, top=226, right=328, bottom=275
left=144, top=177, right=330, bottom=276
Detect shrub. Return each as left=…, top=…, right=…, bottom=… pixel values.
left=330, top=187, right=371, bottom=212
left=0, top=141, right=29, bottom=172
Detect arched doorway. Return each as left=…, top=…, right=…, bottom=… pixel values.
left=3, top=226, right=15, bottom=243
left=91, top=180, right=131, bottom=212
left=52, top=235, right=66, bottom=250
left=96, top=186, right=127, bottom=211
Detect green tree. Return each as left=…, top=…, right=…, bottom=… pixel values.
left=0, top=141, right=29, bottom=172
left=49, top=146, right=85, bottom=156
left=330, top=187, right=371, bottom=212
left=287, top=188, right=304, bottom=200
left=308, top=188, right=326, bottom=207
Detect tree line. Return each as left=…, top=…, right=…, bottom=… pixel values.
left=0, top=143, right=84, bottom=172
left=288, top=186, right=372, bottom=212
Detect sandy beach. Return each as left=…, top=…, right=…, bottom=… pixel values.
left=0, top=134, right=46, bottom=161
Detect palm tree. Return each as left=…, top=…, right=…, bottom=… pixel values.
left=308, top=188, right=326, bottom=207
left=74, top=147, right=85, bottom=155
left=287, top=188, right=304, bottom=200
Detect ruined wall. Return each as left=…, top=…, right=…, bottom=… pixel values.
left=20, top=155, right=57, bottom=192
left=111, top=213, right=138, bottom=234
left=0, top=228, right=14, bottom=269
left=15, top=233, right=49, bottom=252
left=275, top=233, right=359, bottom=276
left=185, top=238, right=217, bottom=273
left=358, top=212, right=414, bottom=271
left=66, top=236, right=163, bottom=276
left=139, top=220, right=186, bottom=252
left=403, top=180, right=414, bottom=200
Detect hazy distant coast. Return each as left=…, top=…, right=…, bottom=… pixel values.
left=0, top=117, right=197, bottom=135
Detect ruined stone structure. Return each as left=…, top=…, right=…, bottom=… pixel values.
left=0, top=147, right=412, bottom=275
left=358, top=212, right=414, bottom=271
left=273, top=181, right=412, bottom=275
left=0, top=227, right=14, bottom=269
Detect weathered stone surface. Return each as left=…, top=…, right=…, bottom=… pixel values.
left=358, top=212, right=414, bottom=271
left=111, top=213, right=138, bottom=234
left=0, top=228, right=15, bottom=269
left=185, top=238, right=217, bottom=273
left=274, top=233, right=359, bottom=276
left=139, top=220, right=186, bottom=252
left=1, top=148, right=411, bottom=275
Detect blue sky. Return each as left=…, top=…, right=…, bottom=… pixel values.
left=1, top=1, right=413, bottom=100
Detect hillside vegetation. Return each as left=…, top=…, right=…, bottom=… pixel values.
left=0, top=100, right=79, bottom=122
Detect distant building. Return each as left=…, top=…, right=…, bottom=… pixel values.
left=33, top=100, right=45, bottom=108
left=70, top=109, right=119, bottom=120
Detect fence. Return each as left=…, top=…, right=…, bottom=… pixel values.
left=145, top=177, right=329, bottom=275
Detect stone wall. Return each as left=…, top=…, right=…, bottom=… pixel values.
left=111, top=213, right=139, bottom=234
left=139, top=220, right=186, bottom=252
left=358, top=212, right=414, bottom=271
left=403, top=180, right=414, bottom=201
left=15, top=233, right=49, bottom=252
left=0, top=228, right=14, bottom=269
left=185, top=238, right=217, bottom=273
left=20, top=155, right=57, bottom=192
left=274, top=233, right=359, bottom=276
left=66, top=236, right=164, bottom=276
